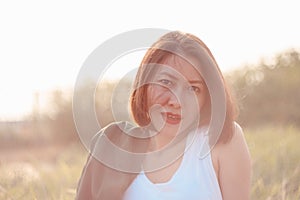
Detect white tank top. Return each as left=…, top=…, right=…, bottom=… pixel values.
left=123, top=128, right=223, bottom=200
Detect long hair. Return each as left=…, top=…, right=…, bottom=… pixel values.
left=130, top=31, right=238, bottom=143
left=76, top=31, right=239, bottom=200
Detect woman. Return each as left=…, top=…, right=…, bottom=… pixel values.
left=76, top=31, right=251, bottom=200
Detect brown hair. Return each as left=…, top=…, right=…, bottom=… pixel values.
left=76, top=31, right=239, bottom=200
left=130, top=31, right=238, bottom=144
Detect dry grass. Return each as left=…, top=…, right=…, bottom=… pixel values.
left=0, top=126, right=299, bottom=199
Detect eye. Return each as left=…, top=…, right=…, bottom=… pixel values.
left=159, top=79, right=172, bottom=86
left=188, top=86, right=201, bottom=93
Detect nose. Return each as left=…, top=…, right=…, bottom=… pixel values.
left=166, top=90, right=181, bottom=109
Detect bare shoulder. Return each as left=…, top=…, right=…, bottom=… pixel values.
left=212, top=122, right=251, bottom=160
left=212, top=122, right=252, bottom=200
left=223, top=122, right=249, bottom=152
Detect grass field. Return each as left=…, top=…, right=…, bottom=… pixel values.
left=0, top=126, right=299, bottom=200
left=245, top=125, right=300, bottom=199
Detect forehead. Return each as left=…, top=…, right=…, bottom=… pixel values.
left=158, top=55, right=203, bottom=82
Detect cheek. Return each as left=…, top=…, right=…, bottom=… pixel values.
left=147, top=85, right=169, bottom=107
left=199, top=93, right=206, bottom=110
left=197, top=87, right=208, bottom=112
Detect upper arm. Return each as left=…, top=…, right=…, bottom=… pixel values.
left=217, top=123, right=252, bottom=200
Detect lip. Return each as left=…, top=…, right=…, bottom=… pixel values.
left=162, top=112, right=182, bottom=125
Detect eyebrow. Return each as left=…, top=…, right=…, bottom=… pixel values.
left=189, top=80, right=204, bottom=85
left=159, top=71, right=204, bottom=84
left=159, top=71, right=178, bottom=80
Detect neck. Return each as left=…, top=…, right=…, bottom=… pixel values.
left=149, top=134, right=175, bottom=151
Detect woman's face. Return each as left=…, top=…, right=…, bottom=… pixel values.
left=146, top=55, right=207, bottom=136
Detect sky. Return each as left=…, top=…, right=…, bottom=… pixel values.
left=0, top=0, right=299, bottom=120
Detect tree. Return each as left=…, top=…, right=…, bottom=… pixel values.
left=228, top=49, right=300, bottom=128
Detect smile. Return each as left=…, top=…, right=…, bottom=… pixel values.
left=163, top=112, right=182, bottom=125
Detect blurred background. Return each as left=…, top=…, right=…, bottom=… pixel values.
left=0, top=0, right=299, bottom=199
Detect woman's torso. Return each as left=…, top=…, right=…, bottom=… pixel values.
left=123, top=128, right=223, bottom=200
